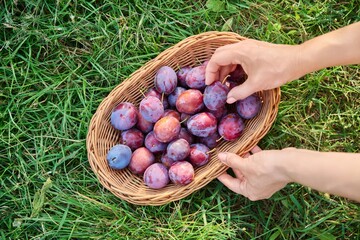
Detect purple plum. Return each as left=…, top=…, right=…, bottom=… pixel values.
left=177, top=66, right=192, bottom=88
left=153, top=116, right=181, bottom=143
left=236, top=94, right=262, bottom=119
left=144, top=131, right=167, bottom=153
left=176, top=89, right=204, bottom=114
left=166, top=138, right=191, bottom=161
left=161, top=153, right=175, bottom=168
left=155, top=66, right=177, bottom=94
left=203, top=81, right=229, bottom=111
left=129, top=147, right=155, bottom=175
left=176, top=127, right=194, bottom=144
left=144, top=163, right=170, bottom=189
left=110, top=102, right=138, bottom=131
left=228, top=64, right=247, bottom=83
left=162, top=109, right=181, bottom=121
left=139, top=96, right=164, bottom=123
left=187, top=112, right=217, bottom=138
left=218, top=113, right=245, bottom=141
left=120, top=128, right=144, bottom=150
left=136, top=111, right=154, bottom=133
left=198, top=131, right=220, bottom=148
left=189, top=143, right=210, bottom=167
left=168, top=87, right=186, bottom=108
left=145, top=87, right=169, bottom=109
left=185, top=65, right=206, bottom=90
left=169, top=161, right=194, bottom=185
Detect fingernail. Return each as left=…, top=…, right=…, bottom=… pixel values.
left=227, top=97, right=236, bottom=104
left=218, top=152, right=227, bottom=162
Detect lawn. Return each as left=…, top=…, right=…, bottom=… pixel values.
left=1, top=0, right=359, bottom=239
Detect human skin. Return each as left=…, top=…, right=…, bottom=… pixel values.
left=218, top=146, right=360, bottom=202
left=205, top=22, right=360, bottom=102
left=205, top=22, right=360, bottom=201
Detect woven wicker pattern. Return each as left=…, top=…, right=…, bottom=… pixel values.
left=86, top=31, right=281, bottom=206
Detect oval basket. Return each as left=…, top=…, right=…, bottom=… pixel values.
left=86, top=31, right=281, bottom=206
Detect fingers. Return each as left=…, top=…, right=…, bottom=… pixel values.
left=205, top=60, right=220, bottom=85
left=227, top=80, right=258, bottom=103
left=218, top=152, right=246, bottom=169
left=217, top=173, right=245, bottom=195
left=251, top=145, right=262, bottom=154
left=233, top=169, right=245, bottom=181
left=205, top=45, right=239, bottom=85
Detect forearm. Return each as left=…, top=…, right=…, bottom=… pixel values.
left=278, top=149, right=360, bottom=201
left=295, top=21, right=360, bottom=78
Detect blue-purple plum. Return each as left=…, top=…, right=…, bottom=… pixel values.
left=110, top=102, right=137, bottom=131
left=177, top=67, right=192, bottom=88
left=176, top=89, right=204, bottom=114
left=169, top=161, right=194, bottom=185
left=168, top=87, right=186, bottom=107
left=144, top=163, right=170, bottom=189
left=153, top=116, right=181, bottom=143
left=139, top=96, right=164, bottom=123
left=128, top=147, right=155, bottom=175
left=177, top=127, right=194, bottom=144
left=204, top=81, right=229, bottom=111
left=120, top=128, right=144, bottom=150
left=236, top=94, right=262, bottom=119
left=155, top=66, right=177, bottom=94
left=144, top=131, right=167, bottom=153
left=189, top=143, right=210, bottom=167
left=185, top=66, right=206, bottom=90
left=161, top=153, right=175, bottom=168
left=207, top=106, right=228, bottom=121
left=198, top=131, right=220, bottom=148
left=218, top=113, right=245, bottom=141
left=162, top=98, right=170, bottom=109
left=187, top=112, right=217, bottom=138
left=106, top=144, right=132, bottom=170
left=166, top=139, right=190, bottom=161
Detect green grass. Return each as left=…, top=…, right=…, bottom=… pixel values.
left=1, top=0, right=359, bottom=239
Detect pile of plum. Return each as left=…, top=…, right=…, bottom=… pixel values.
left=106, top=61, right=262, bottom=189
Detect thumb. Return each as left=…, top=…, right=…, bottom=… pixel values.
left=227, top=80, right=258, bottom=103
left=218, top=152, right=247, bottom=170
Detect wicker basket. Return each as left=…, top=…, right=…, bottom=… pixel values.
left=86, top=31, right=281, bottom=206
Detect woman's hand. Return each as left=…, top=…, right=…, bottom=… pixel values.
left=217, top=146, right=360, bottom=202
left=206, top=22, right=360, bottom=104
left=205, top=39, right=301, bottom=103
left=217, top=146, right=290, bottom=201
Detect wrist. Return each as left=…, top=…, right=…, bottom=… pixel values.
left=278, top=148, right=325, bottom=183
left=273, top=148, right=314, bottom=184
left=269, top=148, right=296, bottom=184
left=285, top=44, right=308, bottom=82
